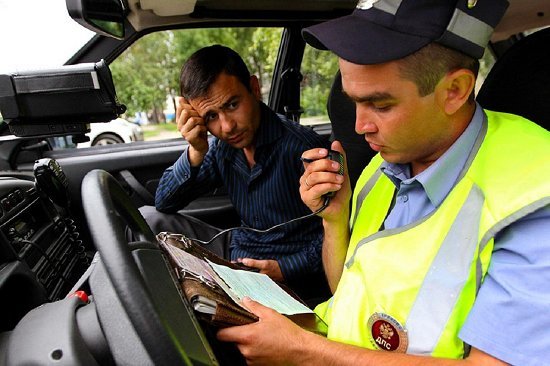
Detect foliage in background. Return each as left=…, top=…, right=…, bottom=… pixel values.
left=301, top=46, right=339, bottom=117
left=111, top=27, right=339, bottom=124
left=111, top=32, right=176, bottom=123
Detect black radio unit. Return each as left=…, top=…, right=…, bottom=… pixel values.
left=0, top=183, right=87, bottom=301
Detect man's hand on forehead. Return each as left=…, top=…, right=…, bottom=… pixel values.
left=184, top=96, right=210, bottom=120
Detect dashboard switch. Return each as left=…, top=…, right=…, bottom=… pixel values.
left=68, top=290, right=89, bottom=303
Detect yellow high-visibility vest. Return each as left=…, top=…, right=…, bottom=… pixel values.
left=316, top=110, right=550, bottom=358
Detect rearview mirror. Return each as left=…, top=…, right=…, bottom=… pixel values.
left=66, top=0, right=126, bottom=40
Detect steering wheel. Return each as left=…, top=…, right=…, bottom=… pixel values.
left=81, top=169, right=208, bottom=365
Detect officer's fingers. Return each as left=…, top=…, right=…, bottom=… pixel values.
left=304, top=171, right=342, bottom=188
left=330, top=140, right=349, bottom=174
left=300, top=148, right=329, bottom=167
left=330, top=140, right=344, bottom=155
left=240, top=297, right=276, bottom=317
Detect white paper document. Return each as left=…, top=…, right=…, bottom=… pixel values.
left=207, top=260, right=313, bottom=315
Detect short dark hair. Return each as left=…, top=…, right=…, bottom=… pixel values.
left=397, top=43, right=479, bottom=98
left=179, top=45, right=251, bottom=99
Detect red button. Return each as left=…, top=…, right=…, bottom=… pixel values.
left=68, top=290, right=89, bottom=303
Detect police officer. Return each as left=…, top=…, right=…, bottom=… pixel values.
left=217, top=0, right=550, bottom=364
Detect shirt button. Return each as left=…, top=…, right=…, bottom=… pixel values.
left=401, top=195, right=409, bottom=202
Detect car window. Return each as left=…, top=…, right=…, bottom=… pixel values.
left=476, top=48, right=497, bottom=94
left=108, top=27, right=283, bottom=142
left=300, top=44, right=339, bottom=128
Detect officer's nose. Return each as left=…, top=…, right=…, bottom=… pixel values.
left=355, top=106, right=378, bottom=135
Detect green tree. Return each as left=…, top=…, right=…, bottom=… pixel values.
left=111, top=32, right=179, bottom=122
left=300, top=46, right=339, bottom=118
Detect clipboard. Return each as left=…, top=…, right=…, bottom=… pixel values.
left=157, top=232, right=328, bottom=335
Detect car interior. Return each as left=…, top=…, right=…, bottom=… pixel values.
left=0, top=0, right=549, bottom=365
left=477, top=26, right=550, bottom=130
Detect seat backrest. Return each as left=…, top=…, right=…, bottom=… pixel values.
left=477, top=27, right=550, bottom=130
left=327, top=71, right=376, bottom=190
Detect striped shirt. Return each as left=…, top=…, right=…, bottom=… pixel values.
left=155, top=103, right=330, bottom=287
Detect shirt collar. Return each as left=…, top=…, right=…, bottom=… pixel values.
left=381, top=103, right=485, bottom=206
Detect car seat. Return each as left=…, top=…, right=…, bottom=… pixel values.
left=477, top=27, right=550, bottom=130
left=327, top=71, right=377, bottom=191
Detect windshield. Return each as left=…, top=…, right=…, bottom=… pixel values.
left=0, top=0, right=95, bottom=74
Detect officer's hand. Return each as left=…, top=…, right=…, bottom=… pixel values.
left=300, top=141, right=351, bottom=220
left=176, top=97, right=209, bottom=166
left=217, top=297, right=310, bottom=365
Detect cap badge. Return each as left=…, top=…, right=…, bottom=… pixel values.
left=356, top=0, right=381, bottom=10
left=367, top=313, right=408, bottom=353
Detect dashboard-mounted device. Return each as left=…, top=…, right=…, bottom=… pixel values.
left=0, top=60, right=126, bottom=138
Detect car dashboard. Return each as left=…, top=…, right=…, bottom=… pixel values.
left=0, top=172, right=89, bottom=332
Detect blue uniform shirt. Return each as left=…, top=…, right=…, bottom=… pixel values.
left=380, top=104, right=550, bottom=365
left=155, top=103, right=330, bottom=287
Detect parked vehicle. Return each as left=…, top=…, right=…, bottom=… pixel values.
left=47, top=118, right=144, bottom=149
left=79, top=118, right=144, bottom=147
left=0, top=0, right=548, bottom=365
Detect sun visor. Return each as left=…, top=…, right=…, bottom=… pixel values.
left=139, top=0, right=197, bottom=16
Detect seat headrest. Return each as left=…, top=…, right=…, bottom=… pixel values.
left=327, top=71, right=376, bottom=189
left=477, top=28, right=550, bottom=130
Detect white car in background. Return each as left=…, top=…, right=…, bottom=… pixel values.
left=78, top=117, right=144, bottom=147
left=46, top=118, right=144, bottom=149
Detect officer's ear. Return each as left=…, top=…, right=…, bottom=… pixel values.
left=435, top=68, right=476, bottom=115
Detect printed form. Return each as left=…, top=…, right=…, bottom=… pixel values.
left=207, top=260, right=313, bottom=315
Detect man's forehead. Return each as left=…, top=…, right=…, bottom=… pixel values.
left=188, top=72, right=248, bottom=115
left=190, top=90, right=237, bottom=115
left=190, top=93, right=238, bottom=117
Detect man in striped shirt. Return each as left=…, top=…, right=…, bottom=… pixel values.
left=146, top=45, right=331, bottom=304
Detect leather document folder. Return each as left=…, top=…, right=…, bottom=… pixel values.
left=157, top=232, right=328, bottom=335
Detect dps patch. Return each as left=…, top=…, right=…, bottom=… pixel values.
left=367, top=313, right=408, bottom=353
